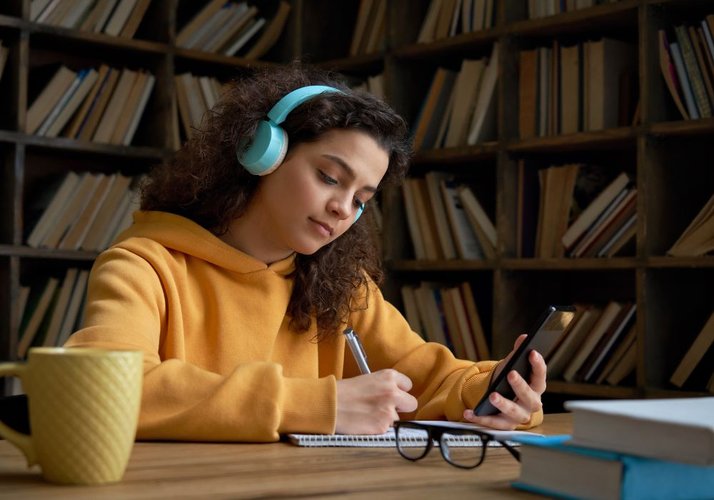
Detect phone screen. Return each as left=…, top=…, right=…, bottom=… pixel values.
left=473, top=305, right=576, bottom=416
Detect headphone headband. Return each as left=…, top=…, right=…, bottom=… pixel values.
left=237, top=85, right=342, bottom=176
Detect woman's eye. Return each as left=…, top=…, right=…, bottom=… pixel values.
left=319, top=171, right=338, bottom=185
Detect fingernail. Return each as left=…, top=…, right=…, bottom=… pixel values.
left=490, top=393, right=500, bottom=403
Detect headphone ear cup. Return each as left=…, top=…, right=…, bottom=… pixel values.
left=354, top=205, right=364, bottom=223
left=237, top=120, right=289, bottom=176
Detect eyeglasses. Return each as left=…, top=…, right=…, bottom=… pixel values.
left=392, top=421, right=521, bottom=469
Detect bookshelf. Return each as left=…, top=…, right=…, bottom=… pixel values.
left=1, top=0, right=712, bottom=405
left=302, top=0, right=714, bottom=403
left=0, top=0, right=297, bottom=394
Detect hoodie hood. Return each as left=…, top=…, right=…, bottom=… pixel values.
left=115, top=211, right=296, bottom=276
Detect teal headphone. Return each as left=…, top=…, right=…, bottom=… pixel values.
left=237, top=84, right=364, bottom=222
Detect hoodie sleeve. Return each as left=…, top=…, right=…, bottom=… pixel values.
left=350, top=281, right=543, bottom=429
left=65, top=248, right=337, bottom=442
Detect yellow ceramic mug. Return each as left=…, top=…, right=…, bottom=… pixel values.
left=0, top=347, right=143, bottom=485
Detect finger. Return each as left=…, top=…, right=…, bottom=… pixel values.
left=463, top=407, right=517, bottom=431
left=395, top=391, right=418, bottom=413
left=379, top=369, right=413, bottom=392
left=486, top=390, right=532, bottom=426
left=528, top=350, right=547, bottom=394
left=513, top=333, right=528, bottom=350
left=508, top=370, right=543, bottom=415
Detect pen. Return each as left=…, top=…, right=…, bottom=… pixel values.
left=343, top=327, right=371, bottom=374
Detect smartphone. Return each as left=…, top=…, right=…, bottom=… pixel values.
left=473, top=305, right=577, bottom=416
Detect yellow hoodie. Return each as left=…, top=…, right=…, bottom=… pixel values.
left=66, top=211, right=542, bottom=441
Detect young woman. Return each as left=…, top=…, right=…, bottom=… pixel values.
left=65, top=64, right=546, bottom=441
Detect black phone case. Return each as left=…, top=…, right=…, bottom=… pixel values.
left=473, top=305, right=576, bottom=416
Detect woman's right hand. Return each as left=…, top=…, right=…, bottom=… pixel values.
left=335, top=369, right=418, bottom=435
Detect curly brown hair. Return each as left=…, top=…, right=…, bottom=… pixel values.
left=141, top=63, right=411, bottom=340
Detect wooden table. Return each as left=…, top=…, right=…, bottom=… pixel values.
left=0, top=414, right=572, bottom=499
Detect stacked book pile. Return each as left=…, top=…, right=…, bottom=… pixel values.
left=176, top=0, right=290, bottom=59
left=514, top=397, right=714, bottom=499
left=31, top=0, right=152, bottom=38
left=402, top=172, right=496, bottom=261
left=411, top=44, right=499, bottom=150
left=27, top=64, right=155, bottom=145
left=400, top=281, right=489, bottom=362
left=16, top=268, right=90, bottom=358
left=25, top=171, right=140, bottom=251
left=416, top=0, right=496, bottom=44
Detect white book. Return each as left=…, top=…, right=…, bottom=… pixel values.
left=31, top=0, right=53, bottom=21
left=44, top=68, right=99, bottom=138
left=122, top=72, right=155, bottom=145
left=565, top=397, right=714, bottom=466
left=223, top=17, right=266, bottom=57
left=466, top=43, right=499, bottom=145
left=103, top=0, right=139, bottom=36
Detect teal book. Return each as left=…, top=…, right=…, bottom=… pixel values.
left=513, top=435, right=714, bottom=500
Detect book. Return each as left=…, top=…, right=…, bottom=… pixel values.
left=513, top=434, right=714, bottom=500
left=42, top=268, right=79, bottom=347
left=586, top=38, right=635, bottom=131
left=670, top=312, right=714, bottom=388
left=518, top=48, right=539, bottom=139
left=0, top=41, right=9, bottom=83
left=565, top=397, right=714, bottom=465
left=103, top=0, right=139, bottom=36
left=412, top=67, right=457, bottom=151
left=439, top=179, right=484, bottom=260
left=444, top=58, right=485, bottom=147
left=93, top=68, right=139, bottom=143
left=17, top=277, right=60, bottom=358
left=26, top=171, right=81, bottom=248
left=44, top=68, right=99, bottom=138
left=56, top=270, right=90, bottom=347
left=176, top=0, right=228, bottom=47
left=466, top=42, right=499, bottom=145
left=562, top=301, right=624, bottom=382
left=561, top=171, right=630, bottom=250
left=243, top=1, right=291, bottom=60
left=77, top=66, right=121, bottom=141
left=118, top=0, right=151, bottom=38
left=26, top=65, right=77, bottom=134
left=288, top=420, right=540, bottom=447
left=667, top=193, right=714, bottom=257
left=459, top=282, right=489, bottom=359
left=456, top=185, right=497, bottom=258
left=424, top=171, right=457, bottom=260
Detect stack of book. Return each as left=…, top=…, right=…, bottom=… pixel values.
left=31, top=0, right=152, bottom=38
left=400, top=281, right=489, bottom=362
left=412, top=44, right=499, bottom=151
left=174, top=72, right=225, bottom=140
left=658, top=16, right=714, bottom=121
left=16, top=268, right=91, bottom=358
left=417, top=0, right=496, bottom=44
left=176, top=0, right=290, bottom=59
left=349, top=0, right=386, bottom=56
left=27, top=64, right=155, bottom=145
left=518, top=37, right=636, bottom=139
left=516, top=164, right=637, bottom=259
left=25, top=171, right=140, bottom=252
left=547, top=302, right=637, bottom=386
left=402, top=172, right=496, bottom=261
left=513, top=397, right=714, bottom=499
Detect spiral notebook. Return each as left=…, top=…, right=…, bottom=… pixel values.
left=286, top=420, right=543, bottom=448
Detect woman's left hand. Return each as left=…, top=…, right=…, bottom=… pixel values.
left=462, top=334, right=546, bottom=430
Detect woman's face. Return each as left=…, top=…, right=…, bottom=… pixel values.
left=240, top=128, right=389, bottom=261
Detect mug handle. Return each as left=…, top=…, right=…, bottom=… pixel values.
left=0, top=363, right=36, bottom=466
